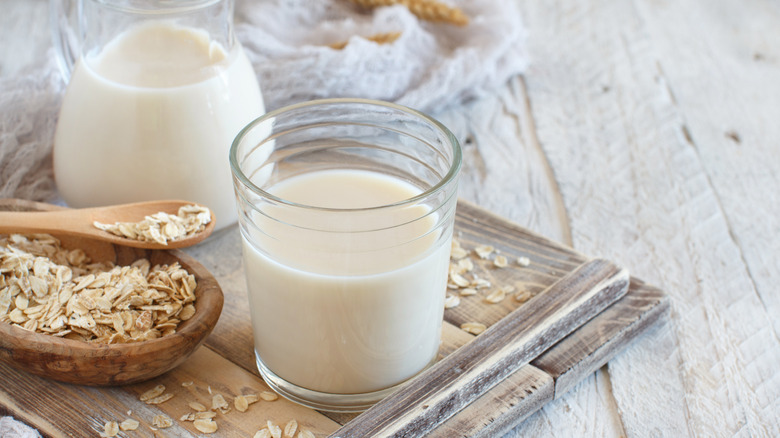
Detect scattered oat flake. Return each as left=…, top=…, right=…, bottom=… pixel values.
left=484, top=288, right=506, bottom=304
left=515, top=290, right=533, bottom=303
left=244, top=393, right=260, bottom=404
left=181, top=381, right=194, bottom=387
left=493, top=255, right=508, bottom=268
left=145, top=392, right=174, bottom=405
left=193, top=418, right=219, bottom=434
left=298, top=429, right=316, bottom=438
left=189, top=401, right=207, bottom=412
left=449, top=273, right=470, bottom=288
left=119, top=418, right=139, bottom=431
left=457, top=257, right=474, bottom=272
left=139, top=385, right=166, bottom=402
left=260, top=391, right=279, bottom=401
left=152, top=414, right=173, bottom=428
left=450, top=245, right=469, bottom=260
left=267, top=420, right=282, bottom=438
left=254, top=430, right=272, bottom=438
left=517, top=256, right=531, bottom=267
left=211, top=393, right=230, bottom=413
left=474, top=245, right=494, bottom=259
left=284, top=419, right=299, bottom=437
left=472, top=278, right=491, bottom=289
left=101, top=421, right=119, bottom=437
left=459, top=287, right=477, bottom=296
left=444, top=294, right=460, bottom=309
left=461, top=322, right=487, bottom=335
left=234, top=395, right=250, bottom=412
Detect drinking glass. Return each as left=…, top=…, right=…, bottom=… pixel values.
left=230, top=98, right=461, bottom=411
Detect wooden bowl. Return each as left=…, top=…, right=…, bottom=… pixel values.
left=0, top=199, right=224, bottom=386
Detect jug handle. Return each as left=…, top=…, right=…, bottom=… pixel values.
left=49, top=0, right=80, bottom=82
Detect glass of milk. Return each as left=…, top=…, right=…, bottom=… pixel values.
left=230, top=99, right=462, bottom=412
left=51, top=0, right=265, bottom=230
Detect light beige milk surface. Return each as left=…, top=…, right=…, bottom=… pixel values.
left=242, top=170, right=451, bottom=394
left=54, top=22, right=264, bottom=230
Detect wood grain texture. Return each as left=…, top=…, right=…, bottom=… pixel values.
left=517, top=0, right=780, bottom=435
left=635, top=0, right=780, bottom=339
left=532, top=279, right=670, bottom=399
left=330, top=259, right=629, bottom=437
left=0, top=346, right=342, bottom=437
left=432, top=364, right=554, bottom=438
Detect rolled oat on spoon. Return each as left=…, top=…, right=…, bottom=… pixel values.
left=0, top=200, right=215, bottom=249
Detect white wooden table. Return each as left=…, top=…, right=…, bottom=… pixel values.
left=2, top=0, right=778, bottom=436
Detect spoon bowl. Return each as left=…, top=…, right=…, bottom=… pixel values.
left=0, top=199, right=216, bottom=249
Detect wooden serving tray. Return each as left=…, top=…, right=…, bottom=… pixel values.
left=0, top=200, right=669, bottom=437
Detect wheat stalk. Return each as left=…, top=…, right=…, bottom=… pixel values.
left=347, top=0, right=469, bottom=26
left=329, top=32, right=403, bottom=50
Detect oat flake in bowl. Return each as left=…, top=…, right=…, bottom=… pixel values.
left=0, top=198, right=223, bottom=386
left=0, top=233, right=197, bottom=343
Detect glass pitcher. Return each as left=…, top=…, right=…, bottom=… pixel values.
left=50, top=0, right=265, bottom=231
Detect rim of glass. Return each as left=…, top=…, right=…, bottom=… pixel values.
left=93, top=0, right=222, bottom=14
left=230, top=98, right=462, bottom=213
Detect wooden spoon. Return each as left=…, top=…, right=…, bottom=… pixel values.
left=0, top=200, right=216, bottom=249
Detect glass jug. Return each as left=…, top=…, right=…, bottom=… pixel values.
left=50, top=0, right=265, bottom=231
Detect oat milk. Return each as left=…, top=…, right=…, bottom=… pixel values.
left=54, top=22, right=264, bottom=230
left=242, top=169, right=451, bottom=394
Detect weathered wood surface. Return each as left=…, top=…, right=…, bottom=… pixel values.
left=331, top=259, right=629, bottom=437
left=2, top=0, right=778, bottom=436
left=0, top=199, right=664, bottom=437
left=510, top=0, right=780, bottom=436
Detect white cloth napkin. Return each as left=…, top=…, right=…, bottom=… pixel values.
left=236, top=0, right=527, bottom=113
left=0, top=416, right=41, bottom=438
left=0, top=0, right=527, bottom=203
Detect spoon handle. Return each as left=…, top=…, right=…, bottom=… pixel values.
left=0, top=209, right=93, bottom=236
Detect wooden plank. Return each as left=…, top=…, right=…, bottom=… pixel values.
left=517, top=0, right=780, bottom=435
left=0, top=346, right=341, bottom=437
left=532, top=279, right=670, bottom=399
left=430, top=277, right=669, bottom=438
left=433, top=365, right=554, bottom=438
left=330, top=259, right=629, bottom=437
left=432, top=323, right=555, bottom=438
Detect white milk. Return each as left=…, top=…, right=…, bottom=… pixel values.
left=54, top=22, right=265, bottom=230
left=242, top=170, right=451, bottom=394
